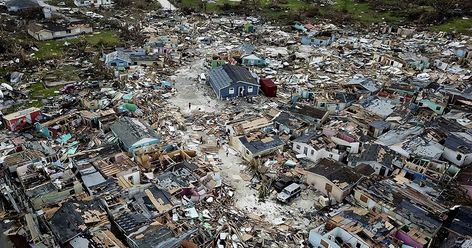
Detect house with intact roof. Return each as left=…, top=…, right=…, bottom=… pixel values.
left=207, top=64, right=259, bottom=99
left=27, top=22, right=92, bottom=41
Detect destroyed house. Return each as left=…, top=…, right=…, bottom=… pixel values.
left=27, top=21, right=92, bottom=41
left=48, top=199, right=110, bottom=246
left=326, top=206, right=398, bottom=247
left=129, top=185, right=175, bottom=217
left=456, top=166, right=472, bottom=199
left=93, top=158, right=139, bottom=189
left=308, top=227, right=370, bottom=248
left=292, top=132, right=347, bottom=162
left=241, top=54, right=267, bottom=66
left=322, top=127, right=361, bottom=154
left=353, top=178, right=446, bottom=248
left=225, top=116, right=273, bottom=136
left=207, top=64, right=259, bottom=99
left=345, top=77, right=379, bottom=94
left=2, top=149, right=44, bottom=173
left=274, top=104, right=329, bottom=137
left=3, top=107, right=41, bottom=132
left=74, top=0, right=113, bottom=7
left=113, top=211, right=196, bottom=248
left=17, top=162, right=83, bottom=210
left=111, top=117, right=160, bottom=154
left=442, top=131, right=472, bottom=166
left=313, top=91, right=358, bottom=112
left=348, top=144, right=403, bottom=177
left=231, top=133, right=284, bottom=161
left=72, top=158, right=107, bottom=195
left=156, top=162, right=199, bottom=194
left=360, top=96, right=396, bottom=118
left=378, top=82, right=418, bottom=104
left=305, top=158, right=363, bottom=203
left=128, top=225, right=196, bottom=248
left=437, top=206, right=472, bottom=248
left=301, top=31, right=336, bottom=46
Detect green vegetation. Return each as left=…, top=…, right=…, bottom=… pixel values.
left=333, top=0, right=402, bottom=23
left=37, top=65, right=81, bottom=82
left=35, top=30, right=121, bottom=59
left=2, top=83, right=61, bottom=114
left=432, top=18, right=472, bottom=35
left=28, top=83, right=61, bottom=99
left=35, top=40, right=64, bottom=59
left=174, top=0, right=471, bottom=35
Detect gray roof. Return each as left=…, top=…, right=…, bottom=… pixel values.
left=444, top=132, right=472, bottom=153
left=349, top=144, right=401, bottom=169
left=307, top=158, right=361, bottom=185
left=115, top=212, right=147, bottom=234
left=239, top=135, right=284, bottom=155
left=111, top=117, right=160, bottom=149
left=130, top=225, right=175, bottom=248
left=347, top=77, right=378, bottom=92
left=370, top=120, right=390, bottom=129
left=208, top=64, right=257, bottom=91
left=293, top=132, right=321, bottom=143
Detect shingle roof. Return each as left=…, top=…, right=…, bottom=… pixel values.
left=223, top=64, right=257, bottom=84
left=208, top=66, right=232, bottom=91
left=307, top=158, right=361, bottom=185
left=208, top=64, right=258, bottom=91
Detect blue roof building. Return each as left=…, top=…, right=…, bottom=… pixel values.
left=207, top=64, right=259, bottom=100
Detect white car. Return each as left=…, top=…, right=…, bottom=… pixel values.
left=262, top=68, right=277, bottom=75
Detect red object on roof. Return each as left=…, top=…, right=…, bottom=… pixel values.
left=259, top=78, right=277, bottom=97
left=304, top=23, right=315, bottom=30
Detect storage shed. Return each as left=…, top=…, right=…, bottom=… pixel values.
left=259, top=78, right=277, bottom=97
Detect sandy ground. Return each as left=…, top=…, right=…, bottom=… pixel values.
left=156, top=0, right=177, bottom=10
left=168, top=57, right=318, bottom=230
left=170, top=59, right=223, bottom=114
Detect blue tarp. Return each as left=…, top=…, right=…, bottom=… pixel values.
left=56, top=133, right=72, bottom=144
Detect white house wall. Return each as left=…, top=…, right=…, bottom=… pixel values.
left=293, top=142, right=343, bottom=162
left=331, top=136, right=360, bottom=153
left=305, top=172, right=346, bottom=203
left=443, top=147, right=472, bottom=166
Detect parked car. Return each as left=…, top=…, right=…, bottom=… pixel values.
left=277, top=183, right=301, bottom=203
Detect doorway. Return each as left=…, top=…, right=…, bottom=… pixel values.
left=238, top=86, right=244, bottom=96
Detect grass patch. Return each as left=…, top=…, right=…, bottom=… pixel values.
left=35, top=30, right=121, bottom=59
left=432, top=18, right=472, bottom=35
left=29, top=83, right=62, bottom=99
left=37, top=65, right=81, bottom=82
left=2, top=83, right=61, bottom=114
left=333, top=0, right=402, bottom=24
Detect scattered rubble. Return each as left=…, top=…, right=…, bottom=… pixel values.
left=0, top=2, right=472, bottom=248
